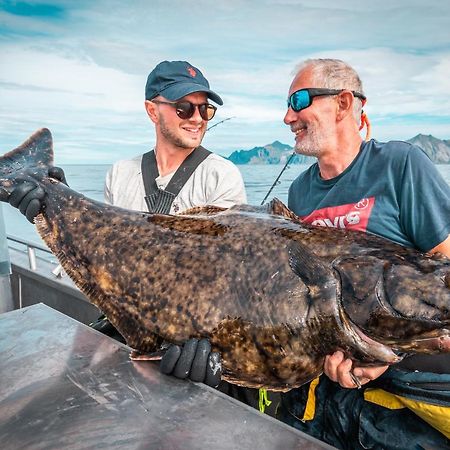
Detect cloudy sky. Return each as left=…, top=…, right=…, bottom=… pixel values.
left=1, top=0, right=449, bottom=163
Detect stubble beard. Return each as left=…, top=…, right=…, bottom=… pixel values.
left=294, top=122, right=330, bottom=158
left=159, top=115, right=205, bottom=150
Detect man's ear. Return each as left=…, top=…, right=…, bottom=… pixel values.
left=336, top=90, right=354, bottom=121
left=145, top=100, right=158, bottom=124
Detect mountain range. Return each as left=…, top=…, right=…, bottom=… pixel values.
left=227, top=134, right=450, bottom=165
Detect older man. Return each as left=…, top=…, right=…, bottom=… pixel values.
left=280, top=58, right=450, bottom=449
left=165, top=58, right=450, bottom=448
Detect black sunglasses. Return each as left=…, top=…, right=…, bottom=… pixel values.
left=287, top=88, right=366, bottom=112
left=151, top=100, right=217, bottom=121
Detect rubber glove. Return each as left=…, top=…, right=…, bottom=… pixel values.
left=8, top=167, right=67, bottom=223
left=160, top=338, right=222, bottom=388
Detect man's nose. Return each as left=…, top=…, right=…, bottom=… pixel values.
left=190, top=105, right=204, bottom=122
left=284, top=106, right=296, bottom=125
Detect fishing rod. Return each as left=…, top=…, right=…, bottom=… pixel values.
left=207, top=115, right=296, bottom=205
left=207, top=116, right=235, bottom=132
left=260, top=151, right=296, bottom=205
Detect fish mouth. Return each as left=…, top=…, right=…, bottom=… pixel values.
left=350, top=316, right=450, bottom=355
left=387, top=328, right=450, bottom=354
left=350, top=321, right=403, bottom=364
left=337, top=304, right=402, bottom=364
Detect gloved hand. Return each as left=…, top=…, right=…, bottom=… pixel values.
left=8, top=167, right=67, bottom=223
left=160, top=338, right=222, bottom=388
left=90, top=314, right=126, bottom=344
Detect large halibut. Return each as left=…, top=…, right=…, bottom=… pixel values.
left=1, top=129, right=449, bottom=391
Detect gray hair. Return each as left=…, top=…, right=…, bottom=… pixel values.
left=294, top=58, right=365, bottom=122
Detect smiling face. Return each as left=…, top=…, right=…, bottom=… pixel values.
left=284, top=67, right=337, bottom=157
left=151, top=91, right=209, bottom=151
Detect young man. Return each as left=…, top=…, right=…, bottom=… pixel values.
left=105, top=60, right=246, bottom=213
left=96, top=60, right=246, bottom=366
left=7, top=61, right=246, bottom=387
left=8, top=60, right=246, bottom=218
left=280, top=58, right=450, bottom=449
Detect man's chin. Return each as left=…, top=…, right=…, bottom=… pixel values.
left=186, top=138, right=202, bottom=148
left=184, top=135, right=204, bottom=148
left=295, top=144, right=319, bottom=158
left=177, top=137, right=203, bottom=150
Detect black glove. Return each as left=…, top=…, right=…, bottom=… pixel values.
left=90, top=314, right=126, bottom=344
left=160, top=338, right=222, bottom=388
left=8, top=167, right=67, bottom=223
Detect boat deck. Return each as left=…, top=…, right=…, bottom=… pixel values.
left=0, top=304, right=332, bottom=449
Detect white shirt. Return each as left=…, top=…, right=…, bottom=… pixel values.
left=104, top=152, right=247, bottom=213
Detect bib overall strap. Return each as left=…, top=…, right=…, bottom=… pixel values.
left=141, top=146, right=211, bottom=214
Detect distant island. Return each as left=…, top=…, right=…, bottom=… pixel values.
left=227, top=134, right=450, bottom=165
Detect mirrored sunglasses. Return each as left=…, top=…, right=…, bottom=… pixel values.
left=151, top=100, right=217, bottom=121
left=287, top=88, right=366, bottom=112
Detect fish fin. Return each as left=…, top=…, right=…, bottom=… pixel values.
left=149, top=214, right=227, bottom=236
left=287, top=240, right=331, bottom=284
left=227, top=204, right=269, bottom=213
left=178, top=200, right=299, bottom=220
left=0, top=128, right=54, bottom=200
left=178, top=205, right=228, bottom=216
left=225, top=199, right=300, bottom=220
left=265, top=198, right=300, bottom=220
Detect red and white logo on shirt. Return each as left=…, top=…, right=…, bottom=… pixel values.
left=300, top=197, right=375, bottom=232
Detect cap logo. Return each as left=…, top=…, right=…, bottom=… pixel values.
left=187, top=67, right=197, bottom=77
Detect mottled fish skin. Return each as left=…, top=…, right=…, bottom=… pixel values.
left=1, top=129, right=450, bottom=392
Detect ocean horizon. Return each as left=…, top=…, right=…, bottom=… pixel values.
left=2, top=163, right=450, bottom=248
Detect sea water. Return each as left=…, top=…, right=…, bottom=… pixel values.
left=2, top=164, right=450, bottom=247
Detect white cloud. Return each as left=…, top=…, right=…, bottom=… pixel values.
left=0, top=45, right=142, bottom=112
left=297, top=47, right=450, bottom=117
left=0, top=0, right=449, bottom=162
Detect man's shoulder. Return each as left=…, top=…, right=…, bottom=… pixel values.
left=203, top=152, right=235, bottom=165
left=200, top=152, right=242, bottom=175
left=366, top=139, right=428, bottom=162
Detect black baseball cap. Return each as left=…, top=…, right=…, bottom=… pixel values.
left=145, top=60, right=223, bottom=105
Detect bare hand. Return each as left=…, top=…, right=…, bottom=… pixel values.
left=324, top=351, right=389, bottom=388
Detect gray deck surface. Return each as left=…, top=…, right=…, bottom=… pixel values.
left=0, top=304, right=333, bottom=449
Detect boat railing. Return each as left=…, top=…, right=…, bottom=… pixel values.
left=6, top=235, right=99, bottom=322
left=7, top=234, right=64, bottom=277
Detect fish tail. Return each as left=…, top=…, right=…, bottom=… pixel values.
left=0, top=128, right=54, bottom=201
